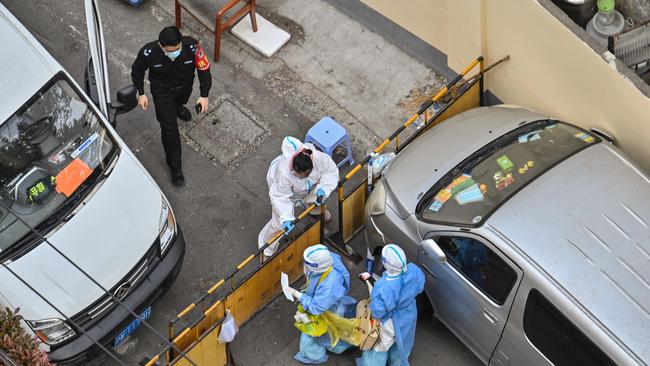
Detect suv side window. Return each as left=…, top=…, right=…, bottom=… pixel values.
left=434, top=236, right=517, bottom=304
left=523, top=289, right=615, bottom=365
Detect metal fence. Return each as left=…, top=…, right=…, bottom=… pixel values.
left=145, top=205, right=324, bottom=366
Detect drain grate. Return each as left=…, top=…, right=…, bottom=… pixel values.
left=187, top=100, right=266, bottom=165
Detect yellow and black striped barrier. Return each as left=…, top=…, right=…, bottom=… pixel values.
left=145, top=204, right=324, bottom=366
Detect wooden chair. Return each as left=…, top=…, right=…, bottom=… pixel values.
left=175, top=0, right=258, bottom=62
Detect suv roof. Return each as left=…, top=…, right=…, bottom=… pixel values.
left=488, top=143, right=650, bottom=363
left=0, top=3, right=60, bottom=125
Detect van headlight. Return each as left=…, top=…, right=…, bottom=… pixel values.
left=159, top=198, right=177, bottom=255
left=368, top=180, right=387, bottom=216
left=27, top=318, right=76, bottom=345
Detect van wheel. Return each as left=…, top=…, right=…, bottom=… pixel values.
left=416, top=293, right=440, bottom=328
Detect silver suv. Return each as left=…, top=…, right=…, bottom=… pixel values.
left=365, top=105, right=649, bottom=365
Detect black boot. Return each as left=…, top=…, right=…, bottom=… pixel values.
left=176, top=106, right=191, bottom=122
left=172, top=171, right=185, bottom=186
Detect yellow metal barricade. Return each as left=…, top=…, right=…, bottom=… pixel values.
left=340, top=180, right=368, bottom=243
left=171, top=321, right=228, bottom=366
left=145, top=205, right=324, bottom=366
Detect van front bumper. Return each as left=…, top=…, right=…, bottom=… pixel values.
left=48, top=227, right=186, bottom=365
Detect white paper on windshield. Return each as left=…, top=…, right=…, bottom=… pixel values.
left=281, top=272, right=293, bottom=302
left=71, top=132, right=99, bottom=158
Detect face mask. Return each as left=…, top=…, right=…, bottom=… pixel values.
left=166, top=49, right=182, bottom=61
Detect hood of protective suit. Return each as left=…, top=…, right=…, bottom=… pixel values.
left=280, top=136, right=316, bottom=169
left=307, top=252, right=350, bottom=291
left=382, top=244, right=407, bottom=277
left=304, top=244, right=333, bottom=274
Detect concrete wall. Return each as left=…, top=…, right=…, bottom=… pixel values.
left=357, top=0, right=483, bottom=72
left=359, top=0, right=650, bottom=172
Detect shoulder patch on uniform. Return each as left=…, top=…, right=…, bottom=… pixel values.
left=194, top=44, right=210, bottom=71
left=144, top=48, right=151, bottom=56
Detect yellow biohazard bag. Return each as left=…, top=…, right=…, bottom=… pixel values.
left=293, top=305, right=328, bottom=337
left=293, top=269, right=376, bottom=347
left=322, top=311, right=361, bottom=347
left=293, top=305, right=364, bottom=347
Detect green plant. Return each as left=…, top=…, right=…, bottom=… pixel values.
left=0, top=307, right=54, bottom=366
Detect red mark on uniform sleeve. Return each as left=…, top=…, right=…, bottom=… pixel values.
left=194, top=44, right=210, bottom=71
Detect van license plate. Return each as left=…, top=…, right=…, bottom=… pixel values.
left=114, top=306, right=152, bottom=347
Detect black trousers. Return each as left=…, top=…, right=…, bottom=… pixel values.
left=151, top=85, right=192, bottom=173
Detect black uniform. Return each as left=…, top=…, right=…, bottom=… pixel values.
left=131, top=36, right=212, bottom=174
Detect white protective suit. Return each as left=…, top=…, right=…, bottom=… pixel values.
left=258, top=137, right=339, bottom=257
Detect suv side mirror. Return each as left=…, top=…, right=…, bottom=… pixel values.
left=421, top=239, right=446, bottom=263
left=111, top=85, right=138, bottom=114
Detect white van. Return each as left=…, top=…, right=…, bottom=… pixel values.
left=0, top=1, right=185, bottom=364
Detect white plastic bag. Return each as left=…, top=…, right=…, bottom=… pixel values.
left=369, top=153, right=396, bottom=178
left=373, top=318, right=395, bottom=352
left=217, top=310, right=239, bottom=343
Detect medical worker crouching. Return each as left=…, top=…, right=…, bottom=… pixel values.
left=357, top=244, right=425, bottom=366
left=258, top=137, right=339, bottom=260
left=288, top=245, right=357, bottom=364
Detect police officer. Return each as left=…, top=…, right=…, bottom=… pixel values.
left=131, top=26, right=212, bottom=186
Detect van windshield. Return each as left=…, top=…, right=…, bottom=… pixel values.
left=0, top=76, right=117, bottom=256
left=421, top=120, right=599, bottom=226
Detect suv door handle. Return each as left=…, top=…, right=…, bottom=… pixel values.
left=482, top=308, right=498, bottom=325
left=422, top=264, right=437, bottom=279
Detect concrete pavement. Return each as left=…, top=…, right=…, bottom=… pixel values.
left=2, top=0, right=476, bottom=364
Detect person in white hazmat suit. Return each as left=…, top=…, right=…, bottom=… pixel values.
left=258, top=136, right=339, bottom=259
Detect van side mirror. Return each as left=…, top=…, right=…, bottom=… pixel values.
left=421, top=239, right=446, bottom=263
left=111, top=85, right=138, bottom=114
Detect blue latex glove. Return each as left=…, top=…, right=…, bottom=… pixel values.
left=282, top=220, right=294, bottom=235
left=315, top=188, right=327, bottom=206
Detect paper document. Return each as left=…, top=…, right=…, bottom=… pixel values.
left=281, top=272, right=293, bottom=302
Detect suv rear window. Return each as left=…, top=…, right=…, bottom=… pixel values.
left=421, top=120, right=598, bottom=226
left=524, top=289, right=614, bottom=365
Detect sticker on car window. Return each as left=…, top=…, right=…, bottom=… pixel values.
left=496, top=155, right=514, bottom=172
left=434, top=189, right=452, bottom=203
left=494, top=171, right=516, bottom=191
left=429, top=200, right=444, bottom=212
left=518, top=131, right=542, bottom=143
left=574, top=132, right=595, bottom=143
left=517, top=160, right=535, bottom=175
left=70, top=132, right=99, bottom=158
left=454, top=183, right=484, bottom=205
left=447, top=173, right=475, bottom=195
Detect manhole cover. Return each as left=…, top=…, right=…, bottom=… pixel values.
left=188, top=100, right=266, bottom=165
